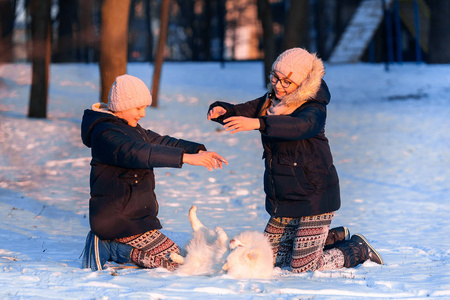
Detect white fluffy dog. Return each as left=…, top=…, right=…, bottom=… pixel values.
left=170, top=206, right=229, bottom=275
left=170, top=206, right=274, bottom=279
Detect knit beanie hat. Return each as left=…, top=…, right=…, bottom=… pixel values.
left=107, top=74, right=152, bottom=112
left=271, top=48, right=317, bottom=86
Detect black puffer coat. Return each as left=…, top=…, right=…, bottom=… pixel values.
left=81, top=108, right=206, bottom=240
left=209, top=80, right=340, bottom=218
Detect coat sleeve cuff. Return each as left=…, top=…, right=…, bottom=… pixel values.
left=197, top=145, right=207, bottom=152
left=149, top=145, right=185, bottom=168
left=258, top=117, right=266, bottom=132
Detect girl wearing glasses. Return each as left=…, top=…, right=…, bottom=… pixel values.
left=207, top=48, right=383, bottom=273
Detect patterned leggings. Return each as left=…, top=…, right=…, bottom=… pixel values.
left=115, top=230, right=180, bottom=271
left=264, top=212, right=345, bottom=273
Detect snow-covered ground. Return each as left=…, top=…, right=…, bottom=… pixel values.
left=0, top=61, right=449, bottom=299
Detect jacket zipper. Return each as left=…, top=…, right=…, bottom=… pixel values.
left=137, top=127, right=147, bottom=141
left=137, top=126, right=158, bottom=214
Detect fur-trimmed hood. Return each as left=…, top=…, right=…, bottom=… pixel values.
left=269, top=53, right=326, bottom=108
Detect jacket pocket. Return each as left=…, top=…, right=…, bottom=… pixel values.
left=303, top=159, right=328, bottom=190
left=274, top=155, right=308, bottom=199
left=299, top=141, right=329, bottom=190
left=118, top=170, right=156, bottom=219
left=276, top=155, right=298, bottom=175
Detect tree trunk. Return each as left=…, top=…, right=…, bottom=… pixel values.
left=99, top=0, right=131, bottom=103
left=151, top=0, right=170, bottom=107
left=191, top=0, right=201, bottom=60
left=54, top=0, right=78, bottom=62
left=145, top=0, right=153, bottom=61
left=283, top=0, right=309, bottom=50
left=257, top=0, right=275, bottom=86
left=315, top=0, right=336, bottom=60
left=216, top=0, right=226, bottom=65
left=427, top=0, right=450, bottom=63
left=182, top=0, right=196, bottom=60
left=203, top=0, right=212, bottom=60
left=128, top=0, right=137, bottom=61
left=28, top=0, right=51, bottom=118
left=78, top=0, right=99, bottom=62
left=0, top=0, right=17, bottom=62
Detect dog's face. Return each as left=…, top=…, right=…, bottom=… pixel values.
left=222, top=240, right=271, bottom=279
left=222, top=233, right=274, bottom=279
left=223, top=239, right=262, bottom=270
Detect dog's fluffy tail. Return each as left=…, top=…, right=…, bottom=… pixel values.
left=189, top=205, right=205, bottom=232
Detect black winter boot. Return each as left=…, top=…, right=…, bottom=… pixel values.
left=335, top=234, right=384, bottom=268
left=324, top=226, right=350, bottom=250
left=351, top=234, right=384, bottom=265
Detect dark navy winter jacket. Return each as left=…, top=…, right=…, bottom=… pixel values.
left=209, top=81, right=340, bottom=218
left=81, top=109, right=206, bottom=240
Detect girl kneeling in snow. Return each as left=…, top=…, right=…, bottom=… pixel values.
left=81, top=74, right=227, bottom=271
left=207, top=48, right=383, bottom=273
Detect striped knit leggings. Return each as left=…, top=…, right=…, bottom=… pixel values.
left=264, top=212, right=345, bottom=273
left=116, top=230, right=180, bottom=271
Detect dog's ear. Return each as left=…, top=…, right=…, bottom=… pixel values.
left=229, top=238, right=244, bottom=250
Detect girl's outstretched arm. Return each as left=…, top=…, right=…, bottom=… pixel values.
left=222, top=116, right=261, bottom=134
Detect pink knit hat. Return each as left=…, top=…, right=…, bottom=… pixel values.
left=108, top=75, right=152, bottom=112
left=271, top=48, right=317, bottom=86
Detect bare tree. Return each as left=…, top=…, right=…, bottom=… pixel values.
left=177, top=0, right=204, bottom=61
left=257, top=0, right=275, bottom=86
left=216, top=0, right=226, bottom=64
left=314, top=0, right=338, bottom=60
left=78, top=0, right=100, bottom=63
left=99, top=0, right=131, bottom=103
left=200, top=0, right=212, bottom=60
left=427, top=0, right=450, bottom=63
left=0, top=0, right=17, bottom=62
left=145, top=0, right=153, bottom=61
left=283, top=0, right=309, bottom=50
left=28, top=0, right=51, bottom=118
left=174, top=0, right=195, bottom=59
left=151, top=0, right=170, bottom=107
left=54, top=0, right=78, bottom=62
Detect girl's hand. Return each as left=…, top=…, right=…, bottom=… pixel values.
left=182, top=151, right=228, bottom=171
left=223, top=116, right=260, bottom=134
left=207, top=106, right=227, bottom=120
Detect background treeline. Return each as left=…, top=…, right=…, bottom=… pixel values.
left=1, top=0, right=448, bottom=119
left=1, top=0, right=449, bottom=64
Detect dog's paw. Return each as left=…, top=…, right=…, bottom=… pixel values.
left=169, top=252, right=185, bottom=264
left=215, top=226, right=229, bottom=244
left=222, top=262, right=229, bottom=271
